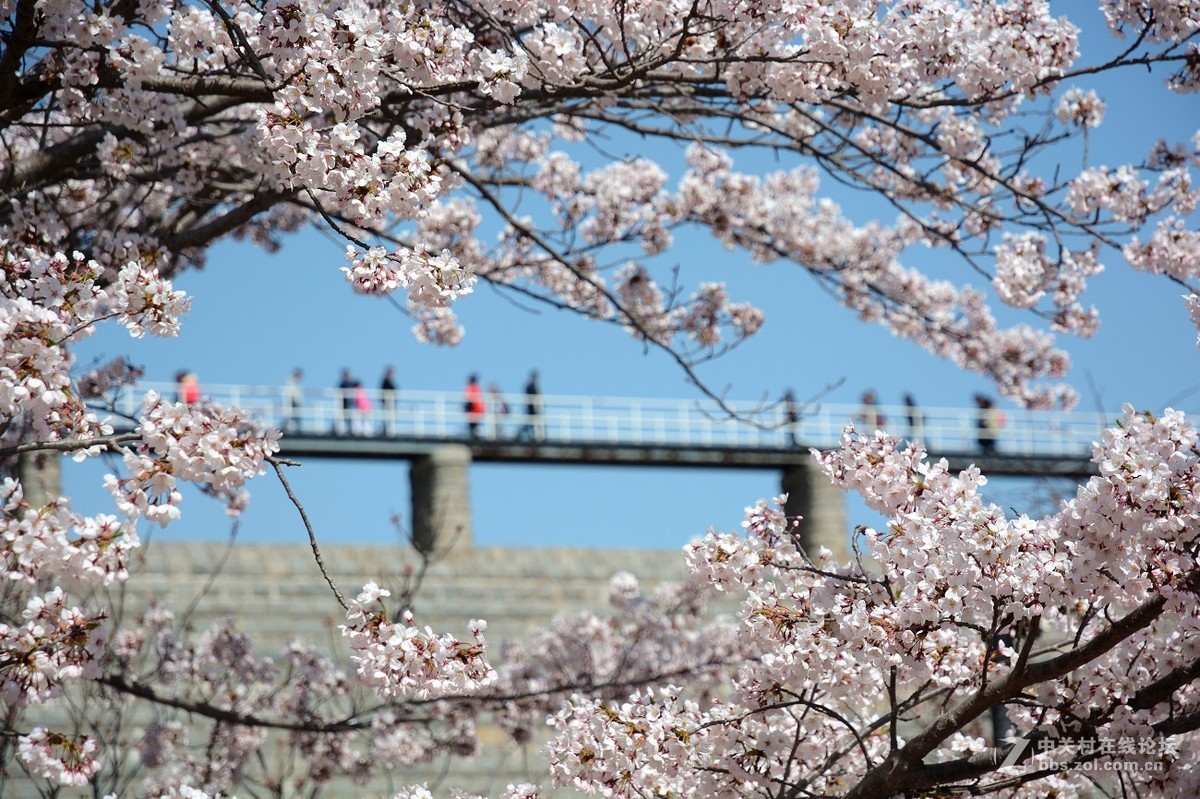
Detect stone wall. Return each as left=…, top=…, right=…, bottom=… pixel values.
left=15, top=540, right=704, bottom=799
left=124, top=540, right=693, bottom=653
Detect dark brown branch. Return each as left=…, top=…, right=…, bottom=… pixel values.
left=0, top=432, right=140, bottom=458
left=841, top=593, right=1171, bottom=799
left=0, top=130, right=109, bottom=199
left=1130, top=657, right=1200, bottom=711
left=159, top=188, right=293, bottom=252
left=98, top=673, right=372, bottom=733
left=268, top=456, right=348, bottom=610
left=0, top=0, right=41, bottom=113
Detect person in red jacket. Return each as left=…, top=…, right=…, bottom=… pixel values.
left=463, top=373, right=485, bottom=438
left=176, top=370, right=200, bottom=404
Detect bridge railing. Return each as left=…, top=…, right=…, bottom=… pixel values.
left=107, top=382, right=1117, bottom=458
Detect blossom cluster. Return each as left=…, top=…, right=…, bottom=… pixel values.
left=342, top=244, right=476, bottom=307
left=102, top=591, right=484, bottom=795
left=108, top=609, right=281, bottom=795
left=102, top=391, right=281, bottom=523
left=491, top=571, right=738, bottom=746
left=0, top=588, right=107, bottom=708
left=4, top=0, right=1195, bottom=404
left=665, top=144, right=1086, bottom=406
left=341, top=582, right=496, bottom=700
left=1101, top=0, right=1200, bottom=42
left=1055, top=87, right=1106, bottom=127
left=2, top=487, right=139, bottom=589
left=548, top=407, right=1200, bottom=798
left=547, top=687, right=709, bottom=798
left=17, top=727, right=102, bottom=787
left=1189, top=293, right=1200, bottom=346
left=2, top=1, right=1199, bottom=796
left=0, top=245, right=189, bottom=441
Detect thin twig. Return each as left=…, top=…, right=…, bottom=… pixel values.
left=268, top=456, right=348, bottom=610
left=178, top=519, right=240, bottom=626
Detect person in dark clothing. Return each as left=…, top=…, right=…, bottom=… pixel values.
left=904, top=392, right=923, bottom=444
left=975, top=393, right=1002, bottom=454
left=782, top=389, right=800, bottom=446
left=380, top=366, right=397, bottom=435
left=516, top=370, right=543, bottom=441
left=338, top=369, right=356, bottom=436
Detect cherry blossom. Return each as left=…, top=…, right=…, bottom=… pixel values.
left=103, top=392, right=280, bottom=523
left=3, top=0, right=1193, bottom=404
left=1124, top=217, right=1200, bottom=279
left=1, top=589, right=107, bottom=707
left=1189, top=293, right=1200, bottom=345
left=343, top=244, right=476, bottom=306
left=2, top=1, right=1200, bottom=796
left=1055, top=87, right=1107, bottom=128
left=546, top=408, right=1200, bottom=799
left=341, top=582, right=496, bottom=700
left=17, top=727, right=102, bottom=787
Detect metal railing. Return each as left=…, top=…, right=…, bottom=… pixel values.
left=105, top=381, right=1118, bottom=458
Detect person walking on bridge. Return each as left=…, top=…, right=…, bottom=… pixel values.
left=782, top=389, right=800, bottom=446
left=380, top=366, right=397, bottom=435
left=284, top=368, right=303, bottom=432
left=516, top=370, right=543, bottom=441
left=488, top=383, right=510, bottom=439
left=175, top=370, right=200, bottom=404
left=337, top=369, right=356, bottom=436
left=464, top=374, right=485, bottom=438
left=904, top=392, right=923, bottom=444
left=857, top=390, right=885, bottom=432
left=974, top=393, right=1005, bottom=455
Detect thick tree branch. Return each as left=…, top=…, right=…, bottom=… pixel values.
left=841, top=593, right=1172, bottom=799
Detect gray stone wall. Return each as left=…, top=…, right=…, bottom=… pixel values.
left=14, top=541, right=702, bottom=799
left=122, top=540, right=692, bottom=652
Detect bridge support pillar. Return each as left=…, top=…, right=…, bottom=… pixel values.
left=410, top=445, right=473, bottom=555
left=16, top=451, right=62, bottom=510
left=782, top=463, right=848, bottom=563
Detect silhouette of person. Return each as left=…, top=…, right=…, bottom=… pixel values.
left=352, top=380, right=371, bottom=436
left=782, top=389, right=800, bottom=446
left=974, top=394, right=1003, bottom=455
left=488, top=383, right=509, bottom=438
left=284, top=368, right=303, bottom=431
left=857, top=390, right=885, bottom=431
left=463, top=374, right=485, bottom=438
left=338, top=369, right=356, bottom=435
left=903, top=392, right=923, bottom=443
left=516, top=370, right=543, bottom=441
left=380, top=366, right=397, bottom=435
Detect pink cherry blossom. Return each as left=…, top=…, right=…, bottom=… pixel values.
left=17, top=727, right=102, bottom=787
left=2, top=2, right=1199, bottom=796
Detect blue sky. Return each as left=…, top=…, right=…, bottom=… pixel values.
left=63, top=7, right=1198, bottom=552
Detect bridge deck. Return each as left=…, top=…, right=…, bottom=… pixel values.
left=275, top=433, right=1096, bottom=478
left=104, top=382, right=1108, bottom=478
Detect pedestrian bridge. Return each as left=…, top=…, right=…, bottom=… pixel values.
left=106, top=382, right=1114, bottom=558
left=111, top=381, right=1111, bottom=474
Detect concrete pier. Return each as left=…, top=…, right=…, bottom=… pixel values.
left=782, top=461, right=849, bottom=562
left=410, top=443, right=473, bottom=553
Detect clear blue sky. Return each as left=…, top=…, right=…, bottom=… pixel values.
left=64, top=7, right=1198, bottom=551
